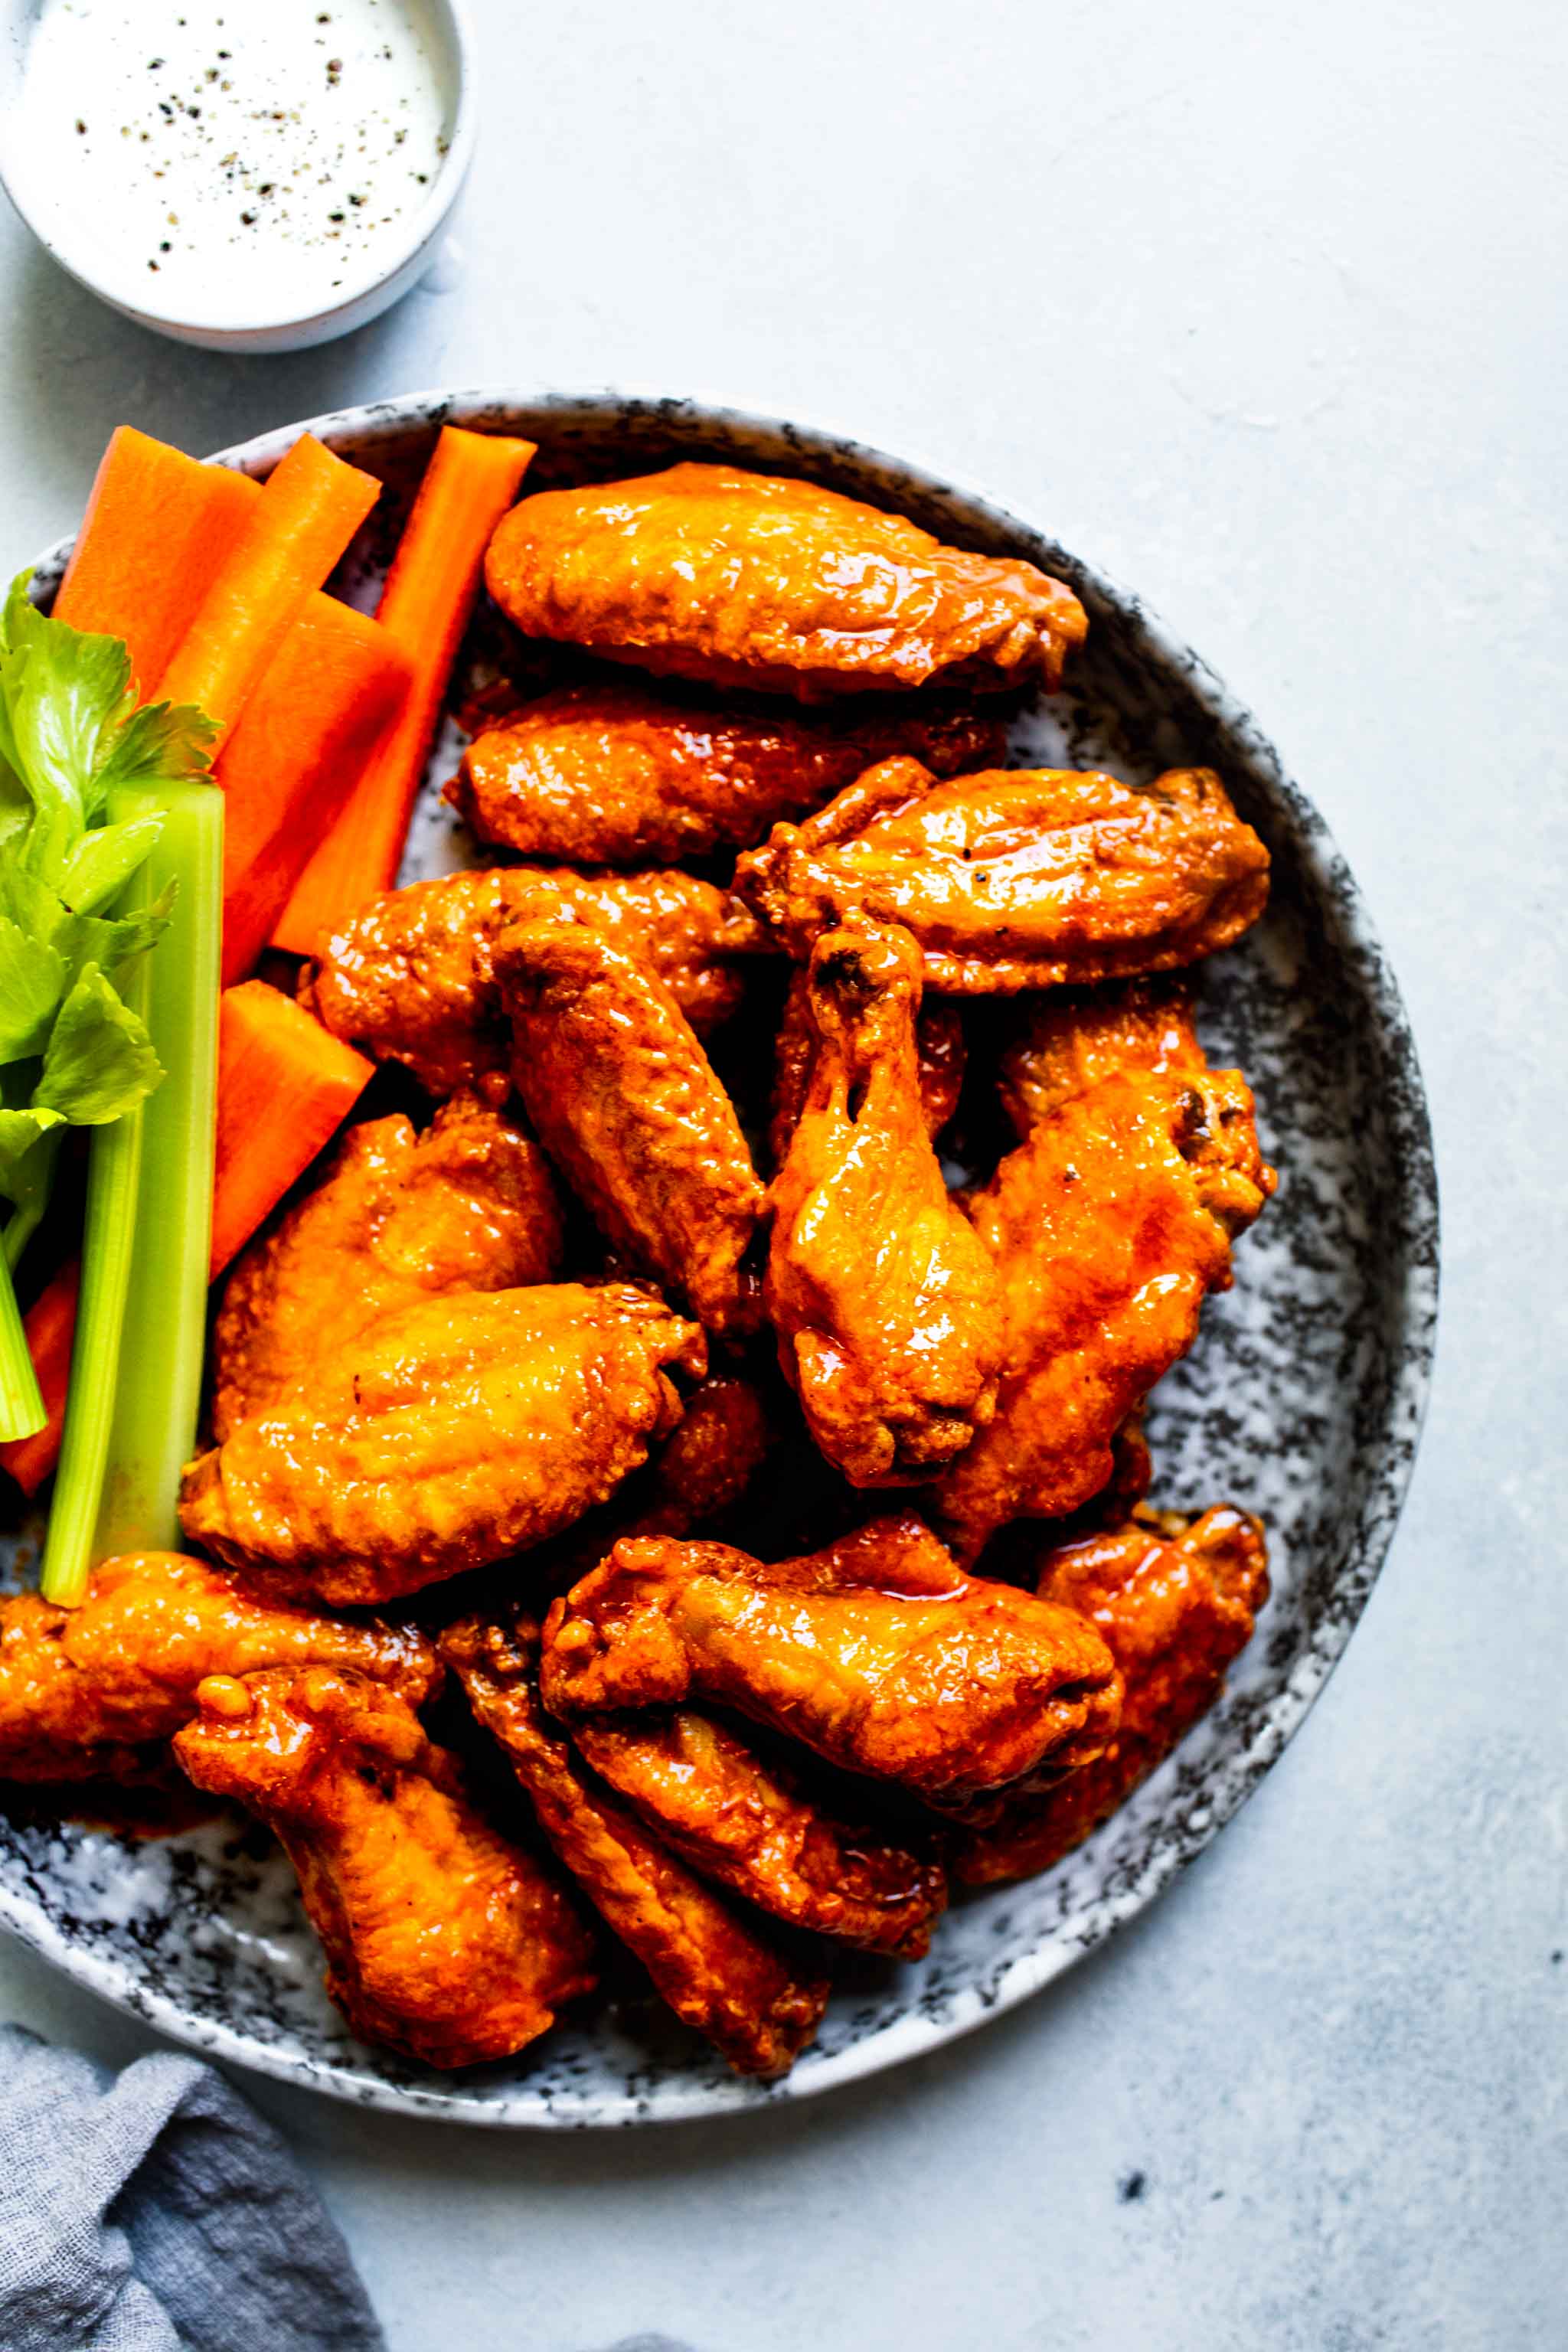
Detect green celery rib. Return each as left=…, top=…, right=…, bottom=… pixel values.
left=0, top=1116, right=60, bottom=1438
left=0, top=1245, right=45, bottom=1440
left=94, top=782, right=222, bottom=1562
left=39, top=1047, right=148, bottom=1605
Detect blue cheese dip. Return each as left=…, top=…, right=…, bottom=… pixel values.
left=7, top=0, right=457, bottom=326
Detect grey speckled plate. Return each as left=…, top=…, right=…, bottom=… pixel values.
left=0, top=393, right=1438, bottom=2127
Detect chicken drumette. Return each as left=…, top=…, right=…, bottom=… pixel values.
left=765, top=924, right=1000, bottom=1483
left=174, top=1666, right=596, bottom=2068
left=934, top=1019, right=1275, bottom=1559
left=496, top=919, right=765, bottom=1336
left=439, top=1612, right=828, bottom=2078
left=737, top=759, right=1269, bottom=989
left=541, top=1513, right=1119, bottom=1812
left=451, top=679, right=1005, bottom=866
left=179, top=1283, right=704, bottom=1606
left=769, top=965, right=965, bottom=1168
left=485, top=463, right=1087, bottom=699
left=303, top=864, right=766, bottom=1097
left=955, top=1506, right=1269, bottom=1883
left=213, top=1093, right=564, bottom=1440
left=0, top=1552, right=437, bottom=1785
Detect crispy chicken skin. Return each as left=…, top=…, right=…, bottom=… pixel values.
left=179, top=1283, right=705, bottom=1606
left=540, top=1513, right=1120, bottom=1810
left=303, top=864, right=766, bottom=1096
left=213, top=1095, right=564, bottom=1441
left=571, top=1707, right=947, bottom=1957
left=737, top=759, right=1270, bottom=990
left=439, top=1613, right=828, bottom=2078
left=765, top=926, right=1001, bottom=1483
left=0, top=1553, right=438, bottom=1785
left=485, top=464, right=1088, bottom=700
left=998, top=977, right=1203, bottom=1139
left=956, top=1507, right=1269, bottom=1883
left=496, top=920, right=765, bottom=1336
left=450, top=681, right=1007, bottom=867
left=769, top=965, right=964, bottom=1168
left=936, top=1057, right=1275, bottom=1559
left=174, top=1666, right=596, bottom=2067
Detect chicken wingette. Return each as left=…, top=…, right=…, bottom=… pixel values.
left=180, top=1284, right=704, bottom=1606
left=213, top=1092, right=563, bottom=1440
left=440, top=1613, right=827, bottom=2079
left=737, top=759, right=1269, bottom=989
left=175, top=1666, right=596, bottom=2068
left=485, top=463, right=1087, bottom=698
left=452, top=680, right=1004, bottom=865
left=955, top=1507, right=1269, bottom=1883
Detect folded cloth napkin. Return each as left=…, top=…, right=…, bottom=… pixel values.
left=0, top=2024, right=384, bottom=2352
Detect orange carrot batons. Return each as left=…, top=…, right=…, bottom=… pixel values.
left=208, top=983, right=371, bottom=1275
left=156, top=433, right=381, bottom=751
left=273, top=426, right=537, bottom=956
left=53, top=426, right=259, bottom=694
left=217, top=606, right=414, bottom=985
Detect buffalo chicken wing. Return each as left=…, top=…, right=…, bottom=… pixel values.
left=497, top=920, right=764, bottom=1334
left=440, top=1612, right=828, bottom=2077
left=484, top=463, right=1088, bottom=699
left=213, top=1093, right=563, bottom=1439
left=180, top=1284, right=704, bottom=1606
left=304, top=864, right=766, bottom=1096
left=174, top=1666, right=596, bottom=2067
left=956, top=1507, right=1269, bottom=1883
left=541, top=1514, right=1119, bottom=1811
left=936, top=1029, right=1274, bottom=1558
left=0, top=1552, right=437, bottom=1785
left=765, top=926, right=1000, bottom=1482
left=451, top=680, right=1005, bottom=866
left=737, top=760, right=1269, bottom=990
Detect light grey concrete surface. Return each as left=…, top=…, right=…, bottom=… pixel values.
left=1, top=2, right=1564, bottom=2346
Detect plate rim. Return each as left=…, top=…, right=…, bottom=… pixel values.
left=0, top=387, right=1440, bottom=2128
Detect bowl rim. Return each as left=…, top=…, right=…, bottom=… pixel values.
left=0, top=387, right=1440, bottom=2128
left=0, top=0, right=478, bottom=338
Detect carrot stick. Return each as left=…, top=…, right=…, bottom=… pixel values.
left=274, top=427, right=537, bottom=957
left=156, top=433, right=381, bottom=753
left=0, top=1263, right=80, bottom=1498
left=208, top=982, right=371, bottom=1274
left=217, top=604, right=414, bottom=985
left=0, top=986, right=369, bottom=1497
left=54, top=426, right=259, bottom=697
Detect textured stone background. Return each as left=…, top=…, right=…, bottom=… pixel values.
left=0, top=1, right=1562, bottom=2345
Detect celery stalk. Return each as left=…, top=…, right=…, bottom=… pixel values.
left=40, top=780, right=221, bottom=1601
left=94, top=782, right=222, bottom=1560
left=0, top=1133, right=61, bottom=1437
left=39, top=1034, right=148, bottom=1605
left=0, top=1250, right=45, bottom=1439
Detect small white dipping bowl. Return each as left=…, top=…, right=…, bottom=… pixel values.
left=0, top=0, right=476, bottom=354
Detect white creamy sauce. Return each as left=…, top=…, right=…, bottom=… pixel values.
left=8, top=0, right=455, bottom=324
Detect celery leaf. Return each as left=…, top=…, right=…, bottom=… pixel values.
left=34, top=962, right=163, bottom=1125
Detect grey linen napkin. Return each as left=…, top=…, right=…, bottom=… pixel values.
left=0, top=2024, right=384, bottom=2352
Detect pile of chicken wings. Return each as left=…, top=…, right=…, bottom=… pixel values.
left=0, top=462, right=1278, bottom=2080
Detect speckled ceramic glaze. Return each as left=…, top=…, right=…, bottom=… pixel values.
left=0, top=394, right=1438, bottom=2127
